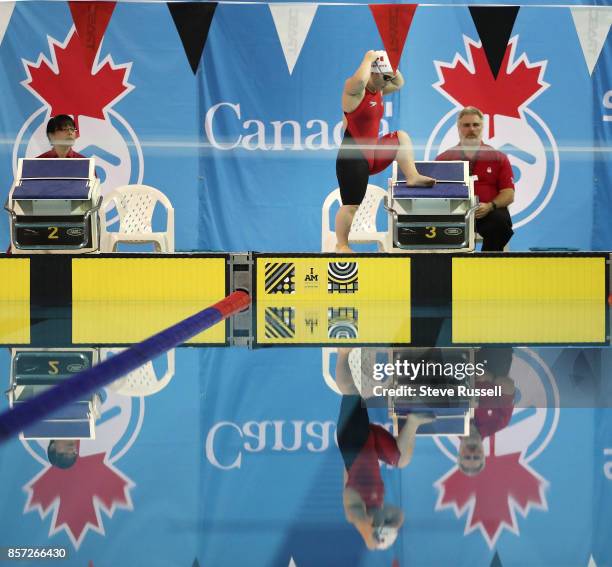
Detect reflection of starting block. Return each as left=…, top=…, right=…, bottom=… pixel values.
left=6, top=348, right=99, bottom=440
left=387, top=348, right=475, bottom=436
left=5, top=158, right=102, bottom=253
left=385, top=161, right=478, bottom=252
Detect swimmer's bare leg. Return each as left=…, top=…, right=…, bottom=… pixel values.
left=396, top=130, right=435, bottom=187
left=335, top=205, right=358, bottom=253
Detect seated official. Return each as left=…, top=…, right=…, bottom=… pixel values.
left=436, top=106, right=514, bottom=251
left=38, top=114, right=85, bottom=159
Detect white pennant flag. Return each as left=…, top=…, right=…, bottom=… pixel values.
left=571, top=7, right=612, bottom=76
left=270, top=4, right=318, bottom=75
left=0, top=2, right=15, bottom=47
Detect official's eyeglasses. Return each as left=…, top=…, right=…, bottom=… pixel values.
left=59, top=127, right=77, bottom=134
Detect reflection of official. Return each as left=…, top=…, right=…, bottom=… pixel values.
left=436, top=107, right=514, bottom=251
left=458, top=348, right=515, bottom=476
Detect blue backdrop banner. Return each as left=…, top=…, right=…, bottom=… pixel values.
left=0, top=3, right=610, bottom=252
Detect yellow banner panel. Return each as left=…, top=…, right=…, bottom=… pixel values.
left=0, top=258, right=30, bottom=301
left=0, top=260, right=30, bottom=343
left=73, top=258, right=226, bottom=302
left=453, top=257, right=606, bottom=343
left=256, top=257, right=411, bottom=302
left=257, top=301, right=410, bottom=344
left=72, top=302, right=226, bottom=344
left=0, top=302, right=30, bottom=343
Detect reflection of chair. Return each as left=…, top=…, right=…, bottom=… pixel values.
left=101, top=184, right=174, bottom=253
left=102, top=348, right=175, bottom=396
left=321, top=185, right=387, bottom=252
left=322, top=347, right=379, bottom=395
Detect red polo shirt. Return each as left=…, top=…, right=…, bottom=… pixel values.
left=436, top=143, right=515, bottom=203
left=474, top=381, right=515, bottom=438
left=37, top=148, right=86, bottom=158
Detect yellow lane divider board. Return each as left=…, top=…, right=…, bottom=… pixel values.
left=256, top=300, right=411, bottom=345
left=0, top=259, right=30, bottom=343
left=256, top=256, right=411, bottom=302
left=453, top=257, right=606, bottom=343
left=72, top=257, right=227, bottom=344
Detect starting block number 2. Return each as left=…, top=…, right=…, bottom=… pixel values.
left=47, top=226, right=59, bottom=239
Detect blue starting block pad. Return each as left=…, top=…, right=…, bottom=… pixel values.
left=14, top=179, right=92, bottom=200
left=395, top=161, right=467, bottom=183
left=392, top=183, right=469, bottom=199
left=392, top=405, right=472, bottom=436
left=387, top=160, right=477, bottom=251
left=21, top=420, right=92, bottom=440
left=15, top=159, right=94, bottom=200
left=6, top=158, right=102, bottom=253
left=21, top=158, right=91, bottom=178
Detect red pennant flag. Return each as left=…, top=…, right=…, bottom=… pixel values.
left=369, top=4, right=417, bottom=72
left=68, top=2, right=116, bottom=70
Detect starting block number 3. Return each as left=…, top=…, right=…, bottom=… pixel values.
left=425, top=227, right=437, bottom=239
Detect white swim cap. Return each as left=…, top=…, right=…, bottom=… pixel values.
left=371, top=51, right=393, bottom=74
left=372, top=526, right=399, bottom=550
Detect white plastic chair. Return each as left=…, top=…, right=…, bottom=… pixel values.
left=101, top=184, right=175, bottom=253
left=102, top=348, right=175, bottom=397
left=321, top=185, right=387, bottom=252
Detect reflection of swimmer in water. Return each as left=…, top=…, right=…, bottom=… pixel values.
left=336, top=348, right=432, bottom=549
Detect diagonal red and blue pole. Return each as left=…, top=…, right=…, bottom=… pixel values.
left=0, top=291, right=251, bottom=443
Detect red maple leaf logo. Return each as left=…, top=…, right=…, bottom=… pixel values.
left=22, top=28, right=132, bottom=130
left=434, top=36, right=548, bottom=137
left=24, top=453, right=134, bottom=548
left=435, top=452, right=548, bottom=547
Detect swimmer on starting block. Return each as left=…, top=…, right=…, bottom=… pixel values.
left=335, top=51, right=435, bottom=253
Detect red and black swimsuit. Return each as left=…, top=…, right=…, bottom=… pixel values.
left=336, top=89, right=399, bottom=205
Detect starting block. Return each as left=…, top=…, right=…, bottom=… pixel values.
left=385, top=160, right=478, bottom=252
left=5, top=158, right=102, bottom=253
left=6, top=348, right=99, bottom=440
left=387, top=348, right=475, bottom=437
